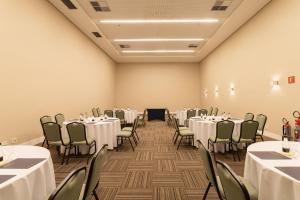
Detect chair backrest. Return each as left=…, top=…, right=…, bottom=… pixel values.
left=55, top=113, right=65, bottom=127
left=115, top=110, right=125, bottom=120
left=197, top=140, right=224, bottom=199
left=256, top=114, right=267, bottom=132
left=40, top=115, right=52, bottom=125
left=166, top=109, right=172, bottom=120
left=187, top=109, right=196, bottom=119
left=42, top=122, right=64, bottom=144
left=216, top=120, right=234, bottom=140
left=198, top=109, right=208, bottom=116
left=208, top=107, right=213, bottom=116
left=83, top=145, right=108, bottom=200
left=104, top=110, right=113, bottom=117
left=239, top=120, right=259, bottom=141
left=132, top=117, right=139, bottom=133
left=216, top=161, right=250, bottom=200
left=212, top=107, right=218, bottom=116
left=49, top=167, right=86, bottom=200
left=173, top=117, right=180, bottom=132
left=96, top=107, right=101, bottom=116
left=244, top=113, right=254, bottom=121
left=92, top=108, right=99, bottom=117
left=66, top=122, right=87, bottom=143
left=141, top=109, right=147, bottom=120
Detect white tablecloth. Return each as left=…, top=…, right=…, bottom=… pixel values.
left=114, top=109, right=137, bottom=124
left=189, top=117, right=243, bottom=152
left=0, top=145, right=55, bottom=200
left=244, top=141, right=300, bottom=200
left=62, top=118, right=121, bottom=150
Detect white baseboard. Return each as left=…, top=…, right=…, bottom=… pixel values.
left=264, top=130, right=281, bottom=140
left=22, top=136, right=44, bottom=145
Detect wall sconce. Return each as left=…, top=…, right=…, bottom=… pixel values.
left=204, top=89, right=208, bottom=97
left=272, top=77, right=280, bottom=90
left=230, top=84, right=235, bottom=95
left=215, top=87, right=219, bottom=96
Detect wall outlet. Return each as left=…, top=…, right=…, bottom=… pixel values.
left=11, top=137, right=17, bottom=144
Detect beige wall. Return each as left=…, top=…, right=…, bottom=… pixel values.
left=0, top=1, right=116, bottom=143
left=199, top=0, right=300, bottom=136
left=115, top=63, right=201, bottom=111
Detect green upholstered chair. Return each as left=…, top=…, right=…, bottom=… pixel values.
left=104, top=110, right=113, bottom=118
left=216, top=161, right=258, bottom=200
left=198, top=109, right=208, bottom=116
left=172, top=117, right=189, bottom=142
left=232, top=120, right=259, bottom=161
left=92, top=108, right=99, bottom=117
left=48, top=167, right=86, bottom=200
left=244, top=113, right=254, bottom=121
left=96, top=107, right=101, bottom=117
left=115, top=110, right=126, bottom=127
left=208, top=107, right=213, bottom=116
left=255, top=114, right=267, bottom=141
left=197, top=140, right=225, bottom=200
left=184, top=109, right=197, bottom=127
left=138, top=109, right=146, bottom=127
left=55, top=113, right=65, bottom=127
left=82, top=144, right=108, bottom=200
left=40, top=115, right=53, bottom=147
left=166, top=109, right=173, bottom=126
left=212, top=107, right=219, bottom=116
left=117, top=117, right=138, bottom=151
left=173, top=117, right=194, bottom=150
left=42, top=122, right=70, bottom=165
left=66, top=122, right=96, bottom=164
left=122, top=116, right=140, bottom=141
left=208, top=120, right=234, bottom=159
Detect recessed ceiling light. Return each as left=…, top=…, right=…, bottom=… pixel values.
left=114, top=38, right=204, bottom=42
left=122, top=50, right=195, bottom=53
left=99, top=19, right=219, bottom=24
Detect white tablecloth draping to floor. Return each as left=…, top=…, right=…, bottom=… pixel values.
left=244, top=141, right=300, bottom=200
left=189, top=117, right=243, bottom=152
left=113, top=109, right=137, bottom=124
left=0, top=145, right=55, bottom=200
left=62, top=117, right=121, bottom=150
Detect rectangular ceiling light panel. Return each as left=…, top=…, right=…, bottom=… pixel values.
left=114, top=38, right=205, bottom=42
left=99, top=19, right=219, bottom=24
left=122, top=50, right=195, bottom=53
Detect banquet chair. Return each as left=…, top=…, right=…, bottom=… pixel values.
left=172, top=117, right=189, bottom=142
left=173, top=117, right=194, bottom=150
left=40, top=115, right=53, bottom=147
left=48, top=167, right=86, bottom=200
left=104, top=109, right=113, bottom=117
left=184, top=109, right=197, bottom=126
left=66, top=122, right=97, bottom=164
left=55, top=113, right=65, bottom=127
left=138, top=109, right=146, bottom=127
left=212, top=107, right=219, bottom=116
left=208, top=107, right=213, bottom=116
left=232, top=120, right=259, bottom=161
left=198, top=109, right=208, bottom=116
left=216, top=161, right=258, bottom=200
left=42, top=122, right=71, bottom=165
left=255, top=114, right=267, bottom=141
left=122, top=116, right=140, bottom=140
left=96, top=107, right=101, bottom=117
left=166, top=109, right=173, bottom=126
left=82, top=144, right=108, bottom=200
left=116, top=117, right=138, bottom=151
left=197, top=140, right=225, bottom=200
left=244, top=113, right=254, bottom=121
left=115, top=109, right=126, bottom=127
left=92, top=108, right=99, bottom=117
left=208, top=120, right=234, bottom=159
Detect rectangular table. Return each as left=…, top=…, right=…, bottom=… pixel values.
left=147, top=108, right=166, bottom=121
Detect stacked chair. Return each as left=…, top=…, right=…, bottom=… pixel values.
left=92, top=108, right=99, bottom=117
left=184, top=109, right=197, bottom=127
left=55, top=113, right=65, bottom=127
left=115, top=110, right=126, bottom=127
left=104, top=109, right=113, bottom=117
left=40, top=115, right=53, bottom=147
left=173, top=117, right=194, bottom=150
left=255, top=114, right=267, bottom=141
left=198, top=109, right=208, bottom=116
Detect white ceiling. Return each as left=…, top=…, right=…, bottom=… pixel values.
left=48, top=0, right=271, bottom=63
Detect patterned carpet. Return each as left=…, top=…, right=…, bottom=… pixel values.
left=51, top=120, right=247, bottom=200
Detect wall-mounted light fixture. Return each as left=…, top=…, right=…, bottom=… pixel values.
left=230, top=84, right=235, bottom=95
left=215, top=87, right=219, bottom=96
left=204, top=89, right=208, bottom=97
left=272, top=77, right=280, bottom=90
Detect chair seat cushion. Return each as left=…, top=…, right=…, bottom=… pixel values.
left=179, top=127, right=189, bottom=130
left=180, top=129, right=194, bottom=136
left=209, top=135, right=230, bottom=142
left=117, top=131, right=131, bottom=137
left=122, top=127, right=133, bottom=131
left=240, top=177, right=258, bottom=200
left=256, top=130, right=263, bottom=135
left=72, top=138, right=95, bottom=145
left=49, top=137, right=70, bottom=146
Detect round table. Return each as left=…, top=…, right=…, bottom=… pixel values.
left=244, top=141, right=300, bottom=200
left=0, top=145, right=55, bottom=200
left=189, top=117, right=243, bottom=152
left=62, top=117, right=121, bottom=150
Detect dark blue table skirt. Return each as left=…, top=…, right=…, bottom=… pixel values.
left=147, top=108, right=166, bottom=121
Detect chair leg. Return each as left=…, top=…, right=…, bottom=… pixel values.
left=260, top=135, right=264, bottom=141
left=93, top=189, right=99, bottom=200
left=202, top=182, right=212, bottom=200
left=231, top=143, right=236, bottom=161
left=177, top=136, right=183, bottom=150
left=174, top=133, right=179, bottom=144
left=235, top=143, right=240, bottom=161
left=66, top=146, right=72, bottom=164
left=132, top=134, right=137, bottom=145
left=134, top=131, right=140, bottom=140
left=117, top=136, right=119, bottom=151
left=128, top=137, right=135, bottom=151
left=41, top=138, right=46, bottom=147
left=61, top=146, right=67, bottom=165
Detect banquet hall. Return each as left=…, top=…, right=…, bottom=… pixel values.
left=1, top=0, right=300, bottom=199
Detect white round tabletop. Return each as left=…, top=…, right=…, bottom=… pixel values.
left=0, top=145, right=55, bottom=200
left=244, top=141, right=300, bottom=200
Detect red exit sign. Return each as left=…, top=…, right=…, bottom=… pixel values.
left=288, top=76, right=295, bottom=84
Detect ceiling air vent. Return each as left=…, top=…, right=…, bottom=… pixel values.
left=211, top=0, right=232, bottom=11
left=61, top=0, right=77, bottom=9
left=90, top=0, right=111, bottom=12
left=92, top=32, right=102, bottom=38
left=188, top=44, right=199, bottom=48
left=119, top=44, right=130, bottom=49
